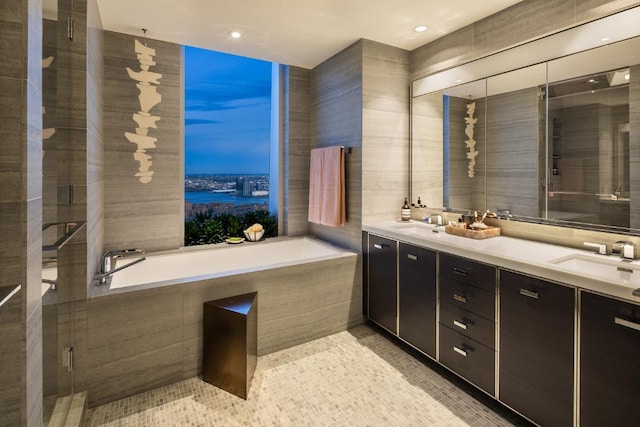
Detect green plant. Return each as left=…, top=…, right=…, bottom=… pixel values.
left=184, top=209, right=278, bottom=246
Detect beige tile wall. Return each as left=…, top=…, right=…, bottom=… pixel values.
left=411, top=0, right=640, bottom=81
left=0, top=0, right=43, bottom=425
left=102, top=31, right=182, bottom=252
left=361, top=40, right=410, bottom=224
left=309, top=41, right=364, bottom=250
left=307, top=39, right=410, bottom=250
left=282, top=65, right=312, bottom=236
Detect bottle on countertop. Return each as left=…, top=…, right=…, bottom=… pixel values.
left=401, top=197, right=411, bottom=221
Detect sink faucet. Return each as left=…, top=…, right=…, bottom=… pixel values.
left=584, top=242, right=607, bottom=255
left=98, top=248, right=146, bottom=285
left=612, top=241, right=635, bottom=260
left=424, top=214, right=443, bottom=225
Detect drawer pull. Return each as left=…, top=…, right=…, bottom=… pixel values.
left=614, top=317, right=640, bottom=332
left=453, top=346, right=467, bottom=357
left=519, top=289, right=539, bottom=299
left=453, top=320, right=467, bottom=330
left=407, top=254, right=418, bottom=261
left=373, top=244, right=383, bottom=250
left=453, top=267, right=468, bottom=276
left=453, top=293, right=467, bottom=304
left=617, top=266, right=633, bottom=274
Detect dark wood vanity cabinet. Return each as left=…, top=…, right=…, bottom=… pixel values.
left=362, top=230, right=640, bottom=426
left=499, top=270, right=575, bottom=427
left=438, top=253, right=497, bottom=395
left=366, top=234, right=398, bottom=334
left=398, top=243, right=436, bottom=358
left=580, top=291, right=640, bottom=427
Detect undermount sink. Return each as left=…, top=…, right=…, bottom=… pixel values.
left=388, top=221, right=440, bottom=235
left=549, top=253, right=640, bottom=287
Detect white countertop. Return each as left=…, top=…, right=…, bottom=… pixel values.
left=364, top=220, right=640, bottom=304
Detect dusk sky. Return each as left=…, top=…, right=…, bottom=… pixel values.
left=184, top=46, right=272, bottom=175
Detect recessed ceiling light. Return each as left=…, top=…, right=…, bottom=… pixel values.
left=625, top=74, right=630, bottom=80
left=414, top=25, right=428, bottom=33
left=601, top=37, right=610, bottom=42
left=230, top=31, right=242, bottom=39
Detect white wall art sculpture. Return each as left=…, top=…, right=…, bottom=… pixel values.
left=465, top=101, right=478, bottom=178
left=125, top=39, right=162, bottom=184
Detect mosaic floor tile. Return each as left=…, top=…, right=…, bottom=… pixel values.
left=84, top=325, right=530, bottom=426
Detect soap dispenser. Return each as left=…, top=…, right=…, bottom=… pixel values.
left=401, top=198, right=411, bottom=221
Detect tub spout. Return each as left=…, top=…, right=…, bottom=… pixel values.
left=98, top=248, right=146, bottom=285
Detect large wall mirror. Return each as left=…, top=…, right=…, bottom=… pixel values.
left=411, top=6, right=640, bottom=234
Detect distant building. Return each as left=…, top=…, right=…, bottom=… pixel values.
left=235, top=176, right=253, bottom=196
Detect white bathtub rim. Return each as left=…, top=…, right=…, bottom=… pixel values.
left=90, top=236, right=356, bottom=297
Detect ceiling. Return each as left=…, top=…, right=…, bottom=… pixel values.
left=82, top=0, right=523, bottom=69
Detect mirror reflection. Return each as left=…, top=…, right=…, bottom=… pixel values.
left=443, top=80, right=486, bottom=213
left=546, top=67, right=629, bottom=227
left=411, top=35, right=640, bottom=233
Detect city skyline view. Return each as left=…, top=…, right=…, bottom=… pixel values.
left=184, top=46, right=273, bottom=175
left=184, top=174, right=269, bottom=219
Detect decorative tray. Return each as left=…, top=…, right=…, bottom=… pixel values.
left=444, top=225, right=501, bottom=240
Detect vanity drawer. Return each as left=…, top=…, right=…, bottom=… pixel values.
left=439, top=301, right=495, bottom=350
left=439, top=276, right=495, bottom=321
left=439, top=325, right=495, bottom=395
left=500, top=270, right=575, bottom=309
left=439, top=252, right=496, bottom=293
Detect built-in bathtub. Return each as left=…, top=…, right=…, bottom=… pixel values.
left=86, top=237, right=363, bottom=407
left=108, top=236, right=353, bottom=290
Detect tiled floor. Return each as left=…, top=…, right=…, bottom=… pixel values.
left=84, top=325, right=530, bottom=426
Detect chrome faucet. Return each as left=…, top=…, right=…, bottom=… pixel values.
left=98, top=248, right=146, bottom=285
left=496, top=209, right=513, bottom=219
left=424, top=214, right=443, bottom=225
left=584, top=241, right=607, bottom=255
left=612, top=241, right=635, bottom=260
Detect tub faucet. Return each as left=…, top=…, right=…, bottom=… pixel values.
left=98, top=248, right=146, bottom=285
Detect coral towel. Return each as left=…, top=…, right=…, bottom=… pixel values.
left=308, top=146, right=346, bottom=227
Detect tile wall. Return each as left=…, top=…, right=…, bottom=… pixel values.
left=309, top=41, right=364, bottom=251
left=102, top=30, right=182, bottom=252
left=307, top=39, right=410, bottom=251
left=282, top=65, right=311, bottom=236
left=0, top=0, right=43, bottom=424
left=410, top=0, right=640, bottom=81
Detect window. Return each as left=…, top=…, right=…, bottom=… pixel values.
left=184, top=46, right=278, bottom=245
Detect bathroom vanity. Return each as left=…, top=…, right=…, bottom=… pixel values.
left=363, top=221, right=640, bottom=427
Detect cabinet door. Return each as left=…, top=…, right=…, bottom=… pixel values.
left=581, top=292, right=640, bottom=427
left=499, top=270, right=575, bottom=427
left=367, top=234, right=397, bottom=334
left=398, top=243, right=436, bottom=358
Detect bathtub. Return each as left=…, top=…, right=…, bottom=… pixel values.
left=87, top=236, right=362, bottom=405
left=108, top=237, right=355, bottom=289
